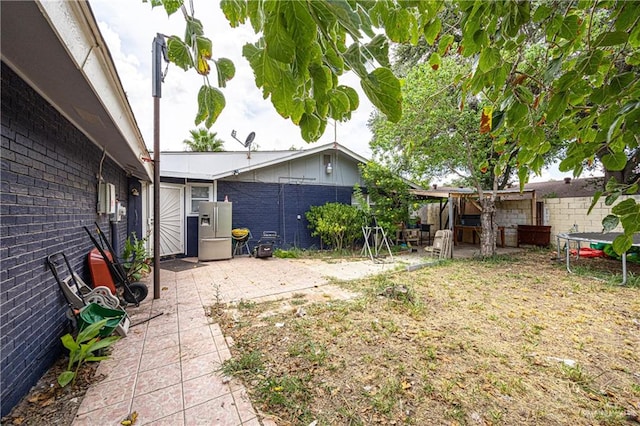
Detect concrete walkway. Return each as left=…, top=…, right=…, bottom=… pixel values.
left=72, top=248, right=520, bottom=425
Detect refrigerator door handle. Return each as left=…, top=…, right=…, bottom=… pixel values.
left=215, top=206, right=218, bottom=233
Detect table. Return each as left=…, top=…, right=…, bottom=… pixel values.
left=454, top=225, right=505, bottom=247
left=556, top=232, right=640, bottom=285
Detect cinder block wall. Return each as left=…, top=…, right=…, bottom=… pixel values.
left=543, top=194, right=640, bottom=242
left=1, top=63, right=129, bottom=416
left=495, top=199, right=534, bottom=247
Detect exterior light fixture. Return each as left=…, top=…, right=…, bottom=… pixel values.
left=326, top=162, right=333, bottom=174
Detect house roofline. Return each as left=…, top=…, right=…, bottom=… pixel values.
left=160, top=142, right=370, bottom=180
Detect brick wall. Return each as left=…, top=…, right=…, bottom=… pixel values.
left=217, top=181, right=352, bottom=249
left=543, top=194, right=640, bottom=240
left=1, top=63, right=130, bottom=416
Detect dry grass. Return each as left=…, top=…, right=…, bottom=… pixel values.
left=218, top=251, right=640, bottom=425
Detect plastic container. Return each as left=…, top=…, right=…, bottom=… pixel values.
left=88, top=248, right=117, bottom=294
left=78, top=303, right=126, bottom=337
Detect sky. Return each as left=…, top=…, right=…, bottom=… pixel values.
left=91, top=0, right=582, bottom=183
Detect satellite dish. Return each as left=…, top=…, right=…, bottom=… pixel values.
left=244, top=132, right=255, bottom=147
left=231, top=130, right=256, bottom=148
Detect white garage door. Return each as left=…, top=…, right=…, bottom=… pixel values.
left=159, top=184, right=184, bottom=256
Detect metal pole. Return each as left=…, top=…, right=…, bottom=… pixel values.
left=152, top=34, right=165, bottom=300
left=448, top=195, right=454, bottom=258
left=153, top=96, right=160, bottom=299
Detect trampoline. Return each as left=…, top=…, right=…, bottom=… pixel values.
left=556, top=232, right=640, bottom=285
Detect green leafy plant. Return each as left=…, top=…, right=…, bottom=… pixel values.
left=274, top=248, right=300, bottom=259
left=121, top=233, right=151, bottom=282
left=58, top=319, right=119, bottom=387
left=306, top=202, right=366, bottom=251
left=357, top=162, right=417, bottom=238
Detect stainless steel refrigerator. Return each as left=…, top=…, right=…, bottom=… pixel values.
left=198, top=201, right=232, bottom=261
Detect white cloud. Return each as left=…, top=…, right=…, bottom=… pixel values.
left=91, top=0, right=374, bottom=156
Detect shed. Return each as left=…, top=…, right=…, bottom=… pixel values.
left=410, top=186, right=540, bottom=248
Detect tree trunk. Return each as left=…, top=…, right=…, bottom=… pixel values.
left=479, top=198, right=497, bottom=257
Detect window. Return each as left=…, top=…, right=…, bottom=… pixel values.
left=190, top=185, right=210, bottom=213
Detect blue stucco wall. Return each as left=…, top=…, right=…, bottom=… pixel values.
left=217, top=181, right=353, bottom=250
left=0, top=63, right=131, bottom=416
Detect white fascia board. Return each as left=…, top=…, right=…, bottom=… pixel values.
left=37, top=0, right=152, bottom=181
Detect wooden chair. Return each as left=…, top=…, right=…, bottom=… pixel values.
left=402, top=228, right=421, bottom=246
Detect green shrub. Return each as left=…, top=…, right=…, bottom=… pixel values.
left=306, top=203, right=366, bottom=251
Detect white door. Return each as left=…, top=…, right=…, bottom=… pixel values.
left=142, top=182, right=153, bottom=256
left=159, top=184, right=184, bottom=256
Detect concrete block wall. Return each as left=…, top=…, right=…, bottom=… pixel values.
left=495, top=199, right=533, bottom=247
left=1, top=63, right=130, bottom=416
left=543, top=194, right=640, bottom=241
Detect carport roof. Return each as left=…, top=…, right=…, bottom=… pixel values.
left=411, top=186, right=536, bottom=200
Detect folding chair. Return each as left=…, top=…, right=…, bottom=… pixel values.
left=424, top=230, right=452, bottom=259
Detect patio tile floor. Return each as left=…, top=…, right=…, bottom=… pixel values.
left=73, top=250, right=509, bottom=425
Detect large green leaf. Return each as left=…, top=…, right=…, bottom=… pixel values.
left=612, top=198, right=639, bottom=217
left=215, top=58, right=236, bottom=88
left=558, top=14, right=580, bottom=40
left=364, top=34, right=390, bottom=68
left=220, top=0, right=247, bottom=27
left=282, top=0, right=317, bottom=47
left=620, top=209, right=640, bottom=234
left=195, top=85, right=226, bottom=128
left=602, top=214, right=620, bottom=232
left=383, top=7, right=413, bottom=43
left=61, top=333, right=79, bottom=352
left=594, top=31, right=629, bottom=47
left=300, top=112, right=322, bottom=142
left=612, top=233, right=633, bottom=255
left=343, top=43, right=367, bottom=77
left=167, top=36, right=192, bottom=71
left=546, top=91, right=568, bottom=122
left=338, top=85, right=359, bottom=110
left=264, top=8, right=296, bottom=63
left=361, top=68, right=402, bottom=123
left=423, top=17, right=442, bottom=45
left=478, top=47, right=501, bottom=73
left=77, top=319, right=108, bottom=344
left=319, top=0, right=362, bottom=40
left=601, top=151, right=628, bottom=171
left=328, top=89, right=351, bottom=120
left=159, top=0, right=182, bottom=16
left=184, top=16, right=204, bottom=45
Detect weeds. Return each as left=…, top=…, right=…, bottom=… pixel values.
left=256, top=374, right=313, bottom=422
left=287, top=340, right=328, bottom=366
left=220, top=350, right=264, bottom=376
left=237, top=299, right=256, bottom=310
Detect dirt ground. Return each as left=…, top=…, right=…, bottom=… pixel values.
left=1, top=357, right=98, bottom=426
left=218, top=251, right=640, bottom=425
